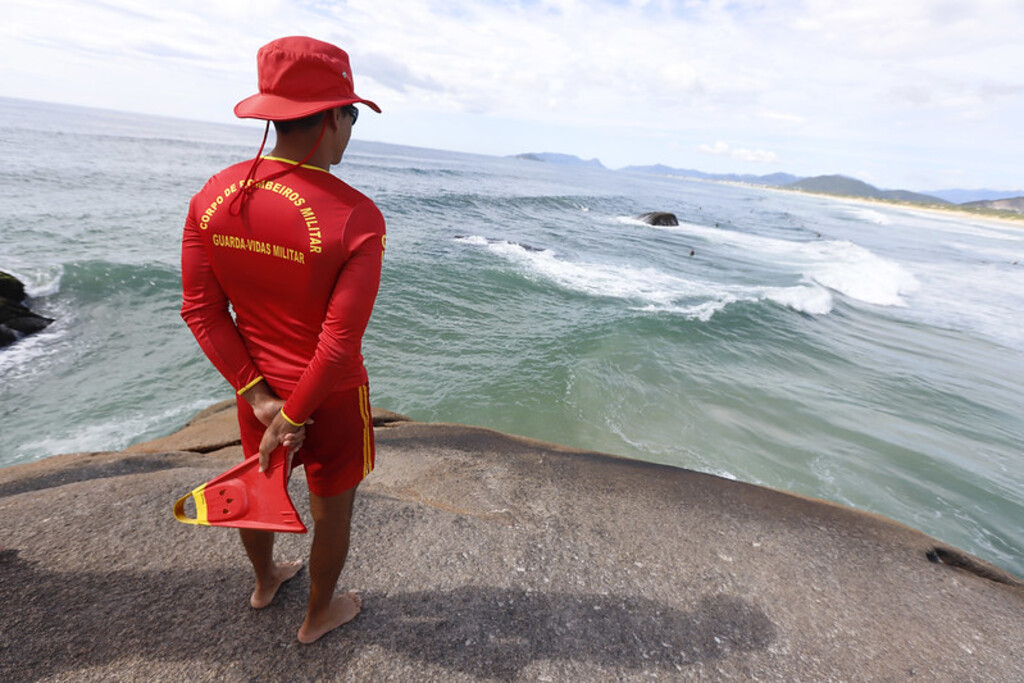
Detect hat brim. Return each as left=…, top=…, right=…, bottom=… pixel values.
left=234, top=92, right=381, bottom=120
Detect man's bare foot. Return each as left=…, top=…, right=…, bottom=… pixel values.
left=297, top=591, right=362, bottom=644
left=250, top=560, right=303, bottom=609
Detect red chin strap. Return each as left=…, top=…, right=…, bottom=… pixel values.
left=229, top=115, right=330, bottom=217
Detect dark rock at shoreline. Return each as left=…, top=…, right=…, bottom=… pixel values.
left=635, top=211, right=679, bottom=226
left=0, top=270, right=53, bottom=347
left=1, top=401, right=1022, bottom=680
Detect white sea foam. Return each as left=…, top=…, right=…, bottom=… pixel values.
left=804, top=241, right=919, bottom=306
left=460, top=234, right=839, bottom=318
left=942, top=240, right=1024, bottom=264
left=12, top=398, right=218, bottom=462
left=906, top=261, right=1024, bottom=347
left=763, top=285, right=834, bottom=315
left=454, top=234, right=489, bottom=246
left=625, top=219, right=920, bottom=307
left=847, top=207, right=893, bottom=225
left=632, top=210, right=1023, bottom=344
left=464, top=235, right=715, bottom=303
left=891, top=210, right=1024, bottom=243
left=5, top=264, right=64, bottom=298
left=644, top=298, right=735, bottom=322
left=0, top=273, right=77, bottom=382
left=700, top=468, right=739, bottom=481
left=0, top=325, right=68, bottom=378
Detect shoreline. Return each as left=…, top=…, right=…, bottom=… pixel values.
left=670, top=172, right=1024, bottom=228
left=748, top=183, right=1024, bottom=228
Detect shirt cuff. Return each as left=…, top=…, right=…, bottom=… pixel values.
left=280, top=408, right=305, bottom=427
left=236, top=376, right=265, bottom=396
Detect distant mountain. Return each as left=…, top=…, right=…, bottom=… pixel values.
left=927, top=189, right=1024, bottom=204
left=518, top=155, right=1018, bottom=210
left=621, top=163, right=694, bottom=176
left=960, top=197, right=1024, bottom=214
left=785, top=175, right=948, bottom=204
left=754, top=172, right=805, bottom=186
left=620, top=164, right=801, bottom=187
left=513, top=153, right=606, bottom=169
left=787, top=175, right=874, bottom=196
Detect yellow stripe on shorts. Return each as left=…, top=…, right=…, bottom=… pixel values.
left=358, top=385, right=373, bottom=477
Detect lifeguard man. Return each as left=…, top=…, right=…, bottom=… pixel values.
left=180, top=36, right=385, bottom=644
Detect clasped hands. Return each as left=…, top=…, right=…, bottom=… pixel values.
left=242, top=380, right=308, bottom=473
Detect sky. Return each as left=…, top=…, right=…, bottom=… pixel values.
left=3, top=0, right=1023, bottom=191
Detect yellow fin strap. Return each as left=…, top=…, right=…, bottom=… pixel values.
left=172, top=483, right=209, bottom=526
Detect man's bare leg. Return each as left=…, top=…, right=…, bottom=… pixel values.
left=239, top=528, right=303, bottom=609
left=297, top=484, right=361, bottom=644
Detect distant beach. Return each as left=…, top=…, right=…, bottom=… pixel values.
left=693, top=176, right=1024, bottom=230
left=770, top=186, right=1024, bottom=229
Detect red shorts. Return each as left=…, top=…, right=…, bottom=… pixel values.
left=236, top=383, right=375, bottom=498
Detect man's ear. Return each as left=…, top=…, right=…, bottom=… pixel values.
left=326, top=107, right=341, bottom=130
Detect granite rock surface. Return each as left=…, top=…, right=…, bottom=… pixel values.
left=1, top=400, right=1021, bottom=681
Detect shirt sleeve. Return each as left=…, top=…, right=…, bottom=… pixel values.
left=179, top=200, right=263, bottom=394
left=282, top=201, right=385, bottom=423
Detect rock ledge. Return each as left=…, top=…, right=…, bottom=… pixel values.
left=1, top=401, right=1021, bottom=681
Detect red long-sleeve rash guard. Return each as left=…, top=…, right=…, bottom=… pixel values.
left=181, top=158, right=385, bottom=425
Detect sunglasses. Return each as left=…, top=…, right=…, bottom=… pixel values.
left=341, top=104, right=359, bottom=125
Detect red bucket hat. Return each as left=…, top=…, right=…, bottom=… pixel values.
left=234, top=36, right=381, bottom=121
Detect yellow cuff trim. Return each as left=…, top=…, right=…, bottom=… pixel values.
left=237, top=376, right=264, bottom=396
left=280, top=409, right=305, bottom=427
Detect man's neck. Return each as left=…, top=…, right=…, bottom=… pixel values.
left=268, top=131, right=331, bottom=171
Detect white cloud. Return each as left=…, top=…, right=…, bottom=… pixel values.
left=0, top=0, right=1020, bottom=188
left=698, top=141, right=778, bottom=164
left=757, top=110, right=806, bottom=126
left=732, top=147, right=779, bottom=163
left=698, top=141, right=731, bottom=156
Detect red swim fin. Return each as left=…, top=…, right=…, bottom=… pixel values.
left=173, top=447, right=308, bottom=534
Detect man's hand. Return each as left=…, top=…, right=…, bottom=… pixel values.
left=242, top=380, right=285, bottom=426
left=241, top=379, right=307, bottom=469
left=258, top=411, right=303, bottom=473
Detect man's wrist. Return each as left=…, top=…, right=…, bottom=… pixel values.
left=279, top=408, right=305, bottom=427
left=239, top=378, right=273, bottom=407
left=237, top=376, right=266, bottom=398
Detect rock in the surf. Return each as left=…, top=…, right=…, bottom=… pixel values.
left=635, top=211, right=679, bottom=226
left=0, top=270, right=53, bottom=347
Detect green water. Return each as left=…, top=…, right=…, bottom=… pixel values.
left=2, top=97, right=1022, bottom=577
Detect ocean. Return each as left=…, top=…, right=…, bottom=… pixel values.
left=2, top=97, right=1022, bottom=578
